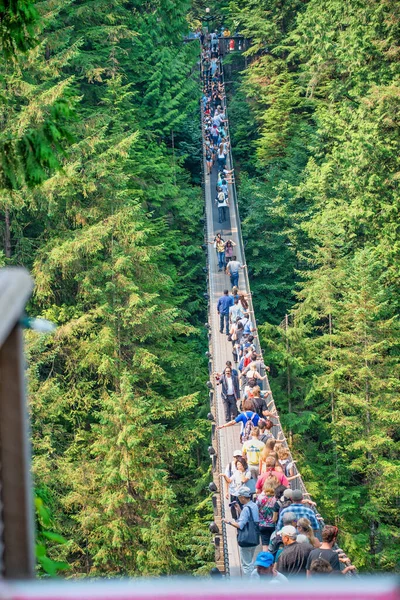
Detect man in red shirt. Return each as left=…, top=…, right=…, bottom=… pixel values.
left=256, top=456, right=289, bottom=492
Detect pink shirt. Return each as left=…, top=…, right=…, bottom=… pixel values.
left=256, top=469, right=289, bottom=492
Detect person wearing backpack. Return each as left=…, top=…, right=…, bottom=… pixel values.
left=216, top=188, right=229, bottom=224
left=278, top=447, right=295, bottom=478
left=223, top=486, right=260, bottom=577
left=256, top=477, right=280, bottom=550
left=217, top=398, right=260, bottom=443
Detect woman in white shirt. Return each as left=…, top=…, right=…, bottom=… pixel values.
left=217, top=143, right=227, bottom=171
left=219, top=457, right=252, bottom=518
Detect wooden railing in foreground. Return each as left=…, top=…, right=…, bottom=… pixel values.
left=0, top=267, right=35, bottom=578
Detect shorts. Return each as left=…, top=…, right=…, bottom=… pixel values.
left=259, top=526, right=275, bottom=546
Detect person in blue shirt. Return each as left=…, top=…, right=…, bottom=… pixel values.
left=222, top=485, right=260, bottom=577
left=217, top=398, right=260, bottom=441
left=217, top=289, right=234, bottom=334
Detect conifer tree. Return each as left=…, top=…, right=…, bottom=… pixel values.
left=223, top=0, right=400, bottom=571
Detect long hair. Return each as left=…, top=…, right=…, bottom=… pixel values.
left=298, top=517, right=318, bottom=547
left=262, top=476, right=280, bottom=495
left=240, top=294, right=249, bottom=310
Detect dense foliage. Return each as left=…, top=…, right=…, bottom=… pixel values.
left=1, top=0, right=213, bottom=576
left=219, top=0, right=400, bottom=572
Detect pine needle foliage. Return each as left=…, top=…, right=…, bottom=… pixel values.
left=223, top=0, right=400, bottom=571
left=1, top=0, right=214, bottom=576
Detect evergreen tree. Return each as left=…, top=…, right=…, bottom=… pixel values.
left=223, top=0, right=400, bottom=571
left=0, top=0, right=213, bottom=576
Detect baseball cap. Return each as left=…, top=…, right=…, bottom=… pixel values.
left=283, top=489, right=293, bottom=500
left=237, top=486, right=252, bottom=498
left=278, top=525, right=297, bottom=538
left=233, top=449, right=242, bottom=457
left=292, top=489, right=303, bottom=502
left=254, top=552, right=274, bottom=568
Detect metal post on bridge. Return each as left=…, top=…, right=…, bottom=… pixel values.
left=0, top=267, right=35, bottom=578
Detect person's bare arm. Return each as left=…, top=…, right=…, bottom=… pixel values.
left=222, top=517, right=240, bottom=529
left=218, top=473, right=231, bottom=484
left=341, top=565, right=356, bottom=575
left=217, top=420, right=237, bottom=430
left=262, top=410, right=276, bottom=418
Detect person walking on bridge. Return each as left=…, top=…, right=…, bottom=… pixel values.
left=216, top=188, right=229, bottom=224
left=276, top=490, right=320, bottom=535
left=226, top=255, right=246, bottom=288
left=215, top=235, right=226, bottom=271
left=223, top=486, right=260, bottom=577
left=276, top=525, right=312, bottom=577
left=218, top=366, right=240, bottom=422
left=217, top=289, right=233, bottom=334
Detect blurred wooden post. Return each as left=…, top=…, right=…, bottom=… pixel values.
left=0, top=268, right=35, bottom=578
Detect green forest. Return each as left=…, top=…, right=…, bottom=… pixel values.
left=219, top=0, right=400, bottom=572
left=1, top=0, right=399, bottom=578
left=1, top=0, right=214, bottom=577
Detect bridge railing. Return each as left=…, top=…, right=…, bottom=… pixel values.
left=0, top=267, right=35, bottom=579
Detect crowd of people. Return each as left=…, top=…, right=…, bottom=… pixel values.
left=201, top=35, right=356, bottom=582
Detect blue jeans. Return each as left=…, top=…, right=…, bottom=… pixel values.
left=217, top=251, right=225, bottom=270
left=218, top=205, right=226, bottom=223
left=230, top=271, right=239, bottom=288
left=220, top=313, right=229, bottom=334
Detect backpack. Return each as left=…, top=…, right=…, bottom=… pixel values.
left=258, top=495, right=275, bottom=526
left=269, top=533, right=283, bottom=558
left=241, top=412, right=257, bottom=443
left=280, top=459, right=294, bottom=478
left=217, top=193, right=225, bottom=204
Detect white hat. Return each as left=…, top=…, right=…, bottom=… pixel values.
left=233, top=449, right=242, bottom=457
left=278, top=525, right=297, bottom=538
